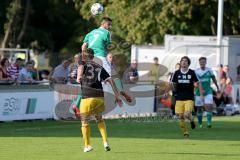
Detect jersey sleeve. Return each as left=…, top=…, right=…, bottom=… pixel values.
left=194, top=69, right=199, bottom=76
left=171, top=71, right=178, bottom=83
left=105, top=31, right=111, bottom=46
left=100, top=67, right=111, bottom=81
left=192, top=71, right=199, bottom=82
left=209, top=68, right=215, bottom=78
left=83, top=33, right=90, bottom=44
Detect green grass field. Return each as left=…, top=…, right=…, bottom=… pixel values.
left=0, top=116, right=240, bottom=160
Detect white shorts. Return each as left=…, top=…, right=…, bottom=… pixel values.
left=93, top=56, right=116, bottom=76
left=195, top=94, right=213, bottom=106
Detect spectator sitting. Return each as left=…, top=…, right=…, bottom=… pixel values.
left=41, top=73, right=49, bottom=81
left=38, top=69, right=50, bottom=81
left=123, top=60, right=139, bottom=83
left=9, top=58, right=24, bottom=80
left=51, top=59, right=71, bottom=83
left=212, top=89, right=225, bottom=115
left=0, top=58, right=13, bottom=81
left=18, top=61, right=34, bottom=83
left=30, top=60, right=39, bottom=81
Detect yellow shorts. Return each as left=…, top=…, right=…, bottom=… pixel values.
left=175, top=100, right=194, bottom=114
left=80, top=98, right=104, bottom=116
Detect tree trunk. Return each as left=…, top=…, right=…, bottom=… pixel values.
left=17, top=0, right=30, bottom=45
left=210, top=15, right=217, bottom=35
left=1, top=0, right=21, bottom=48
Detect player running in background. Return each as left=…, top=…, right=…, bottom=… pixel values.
left=195, top=57, right=219, bottom=128
left=77, top=48, right=122, bottom=152
left=81, top=17, right=131, bottom=103
left=171, top=56, right=203, bottom=138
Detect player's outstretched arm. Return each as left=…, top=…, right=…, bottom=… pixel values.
left=106, top=78, right=123, bottom=107
left=82, top=43, right=88, bottom=51
left=77, top=65, right=84, bottom=83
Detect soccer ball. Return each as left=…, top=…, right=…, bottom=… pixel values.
left=91, top=3, right=104, bottom=15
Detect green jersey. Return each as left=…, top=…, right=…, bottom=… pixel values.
left=195, top=67, right=215, bottom=96
left=83, top=27, right=111, bottom=57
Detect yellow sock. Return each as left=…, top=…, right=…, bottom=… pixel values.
left=81, top=124, right=90, bottom=147
left=98, top=121, right=108, bottom=143
left=179, top=120, right=188, bottom=135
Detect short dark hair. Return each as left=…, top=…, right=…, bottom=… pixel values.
left=180, top=56, right=191, bottom=65
left=0, top=58, right=8, bottom=66
left=153, top=57, right=158, bottom=61
left=102, top=17, right=112, bottom=23
left=199, top=57, right=207, bottom=61
left=16, top=58, right=23, bottom=62
left=82, top=48, right=94, bottom=60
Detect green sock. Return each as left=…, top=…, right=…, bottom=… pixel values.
left=206, top=112, right=212, bottom=125
left=75, top=95, right=82, bottom=109
left=197, top=112, right=203, bottom=125
left=114, top=78, right=124, bottom=92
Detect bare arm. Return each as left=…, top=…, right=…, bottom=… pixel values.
left=106, top=78, right=123, bottom=107
left=81, top=42, right=88, bottom=51
left=77, top=65, right=84, bottom=83
left=0, top=72, right=7, bottom=80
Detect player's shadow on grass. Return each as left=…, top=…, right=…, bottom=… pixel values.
left=113, top=151, right=240, bottom=157
left=0, top=118, right=240, bottom=141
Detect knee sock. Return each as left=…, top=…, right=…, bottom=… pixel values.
left=97, top=121, right=108, bottom=144
left=81, top=124, right=90, bottom=147
left=206, top=112, right=212, bottom=125
left=197, top=111, right=203, bottom=125
left=179, top=120, right=188, bottom=135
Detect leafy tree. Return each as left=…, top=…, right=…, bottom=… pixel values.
left=74, top=0, right=240, bottom=45
left=1, top=0, right=240, bottom=66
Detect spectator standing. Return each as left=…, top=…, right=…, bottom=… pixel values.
left=149, top=57, right=161, bottom=84
left=219, top=64, right=226, bottom=80
left=223, top=77, right=233, bottom=104
left=223, top=65, right=230, bottom=78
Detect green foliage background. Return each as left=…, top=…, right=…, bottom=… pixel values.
left=0, top=0, right=240, bottom=66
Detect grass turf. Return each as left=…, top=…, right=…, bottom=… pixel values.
left=0, top=116, right=240, bottom=160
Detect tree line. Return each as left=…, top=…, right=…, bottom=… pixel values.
left=0, top=0, right=239, bottom=66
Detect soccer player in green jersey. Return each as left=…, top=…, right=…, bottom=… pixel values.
left=81, top=17, right=131, bottom=103
left=82, top=17, right=111, bottom=59
left=195, top=57, right=219, bottom=128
